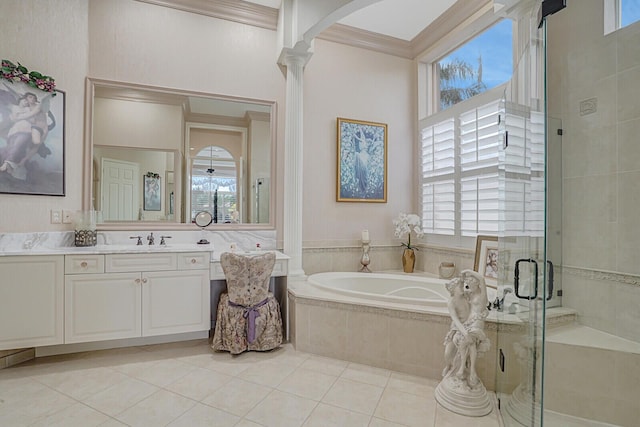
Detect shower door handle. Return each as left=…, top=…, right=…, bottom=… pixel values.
left=514, top=258, right=538, bottom=300
left=546, top=260, right=554, bottom=301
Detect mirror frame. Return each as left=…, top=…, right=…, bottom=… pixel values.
left=83, top=78, right=277, bottom=231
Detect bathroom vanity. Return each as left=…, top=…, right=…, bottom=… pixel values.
left=64, top=251, right=210, bottom=344
left=0, top=242, right=289, bottom=355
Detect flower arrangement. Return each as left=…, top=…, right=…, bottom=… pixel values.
left=393, top=213, right=424, bottom=250
left=1, top=59, right=56, bottom=94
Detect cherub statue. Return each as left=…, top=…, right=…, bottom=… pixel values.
left=0, top=82, right=54, bottom=180
left=442, top=269, right=490, bottom=388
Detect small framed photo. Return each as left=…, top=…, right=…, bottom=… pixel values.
left=143, top=173, right=161, bottom=211
left=474, top=235, right=499, bottom=288
left=337, top=117, right=387, bottom=203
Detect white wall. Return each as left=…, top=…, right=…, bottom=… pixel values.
left=0, top=0, right=88, bottom=232
left=303, top=39, right=416, bottom=248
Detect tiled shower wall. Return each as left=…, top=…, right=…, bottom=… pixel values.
left=547, top=0, right=640, bottom=342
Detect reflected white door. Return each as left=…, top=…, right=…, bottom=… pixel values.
left=102, top=158, right=139, bottom=221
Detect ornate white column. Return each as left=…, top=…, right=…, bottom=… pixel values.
left=281, top=50, right=310, bottom=277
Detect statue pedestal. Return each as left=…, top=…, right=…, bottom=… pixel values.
left=435, top=376, right=492, bottom=417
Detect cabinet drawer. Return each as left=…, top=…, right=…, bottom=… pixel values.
left=65, top=255, right=105, bottom=274
left=106, top=253, right=177, bottom=272
left=177, top=252, right=210, bottom=270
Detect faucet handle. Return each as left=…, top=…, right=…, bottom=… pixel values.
left=160, top=236, right=171, bottom=246
left=130, top=236, right=143, bottom=245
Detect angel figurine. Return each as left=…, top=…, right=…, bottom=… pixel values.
left=0, top=82, right=55, bottom=180
left=442, top=269, right=490, bottom=388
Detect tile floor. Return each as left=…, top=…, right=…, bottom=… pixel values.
left=0, top=340, right=501, bottom=427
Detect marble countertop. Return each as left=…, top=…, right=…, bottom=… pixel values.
left=209, top=250, right=290, bottom=262
left=0, top=231, right=287, bottom=261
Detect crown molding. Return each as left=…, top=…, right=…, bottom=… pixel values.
left=317, top=23, right=413, bottom=59
left=411, top=0, right=491, bottom=58
left=135, top=0, right=490, bottom=60
left=135, top=0, right=278, bottom=30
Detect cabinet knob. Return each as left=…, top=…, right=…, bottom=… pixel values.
left=191, top=258, right=197, bottom=264
left=135, top=278, right=141, bottom=284
left=80, top=261, right=88, bottom=268
left=142, top=278, right=148, bottom=283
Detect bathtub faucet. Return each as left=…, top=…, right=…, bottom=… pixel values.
left=492, top=288, right=513, bottom=312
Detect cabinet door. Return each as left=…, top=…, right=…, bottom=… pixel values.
left=65, top=273, right=142, bottom=343
left=142, top=270, right=210, bottom=336
left=0, top=256, right=64, bottom=350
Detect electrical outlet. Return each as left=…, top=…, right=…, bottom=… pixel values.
left=62, top=210, right=74, bottom=224
left=50, top=210, right=61, bottom=224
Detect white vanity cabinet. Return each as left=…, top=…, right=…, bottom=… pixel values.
left=64, top=252, right=210, bottom=344
left=0, top=255, right=64, bottom=351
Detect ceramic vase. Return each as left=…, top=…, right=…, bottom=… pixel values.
left=402, top=248, right=415, bottom=273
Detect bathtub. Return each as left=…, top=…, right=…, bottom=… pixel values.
left=307, top=271, right=451, bottom=307
left=289, top=271, right=574, bottom=385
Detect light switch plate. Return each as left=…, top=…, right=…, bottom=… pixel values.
left=62, top=210, right=74, bottom=224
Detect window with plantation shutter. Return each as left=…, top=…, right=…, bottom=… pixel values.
left=499, top=103, right=545, bottom=236
left=420, top=93, right=501, bottom=239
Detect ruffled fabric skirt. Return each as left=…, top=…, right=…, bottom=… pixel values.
left=212, top=291, right=283, bottom=355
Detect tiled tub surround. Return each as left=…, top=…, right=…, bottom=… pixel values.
left=288, top=276, right=577, bottom=392
left=302, top=244, right=475, bottom=276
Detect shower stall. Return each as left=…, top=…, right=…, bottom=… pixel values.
left=494, top=1, right=640, bottom=426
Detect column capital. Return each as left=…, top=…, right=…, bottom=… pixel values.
left=277, top=46, right=313, bottom=69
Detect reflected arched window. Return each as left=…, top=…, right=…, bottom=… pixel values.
left=190, top=146, right=238, bottom=223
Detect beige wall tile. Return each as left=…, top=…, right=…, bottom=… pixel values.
left=308, top=305, right=348, bottom=360
left=346, top=312, right=390, bottom=368
left=617, top=22, right=640, bottom=72
left=617, top=65, right=640, bottom=122
left=613, top=283, right=640, bottom=341
left=567, top=37, right=617, bottom=92
left=617, top=118, right=640, bottom=172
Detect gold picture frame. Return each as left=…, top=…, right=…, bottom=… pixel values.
left=336, top=117, right=387, bottom=203
left=474, top=235, right=498, bottom=288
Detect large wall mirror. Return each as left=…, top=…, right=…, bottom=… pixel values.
left=84, top=78, right=276, bottom=229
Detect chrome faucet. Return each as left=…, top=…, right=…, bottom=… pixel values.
left=160, top=236, right=171, bottom=246
left=492, top=288, right=513, bottom=312
left=147, top=232, right=155, bottom=245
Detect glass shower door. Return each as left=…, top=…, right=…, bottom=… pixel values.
left=495, top=1, right=548, bottom=425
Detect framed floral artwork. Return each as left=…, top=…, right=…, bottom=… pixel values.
left=337, top=118, right=387, bottom=202
left=474, top=235, right=499, bottom=288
